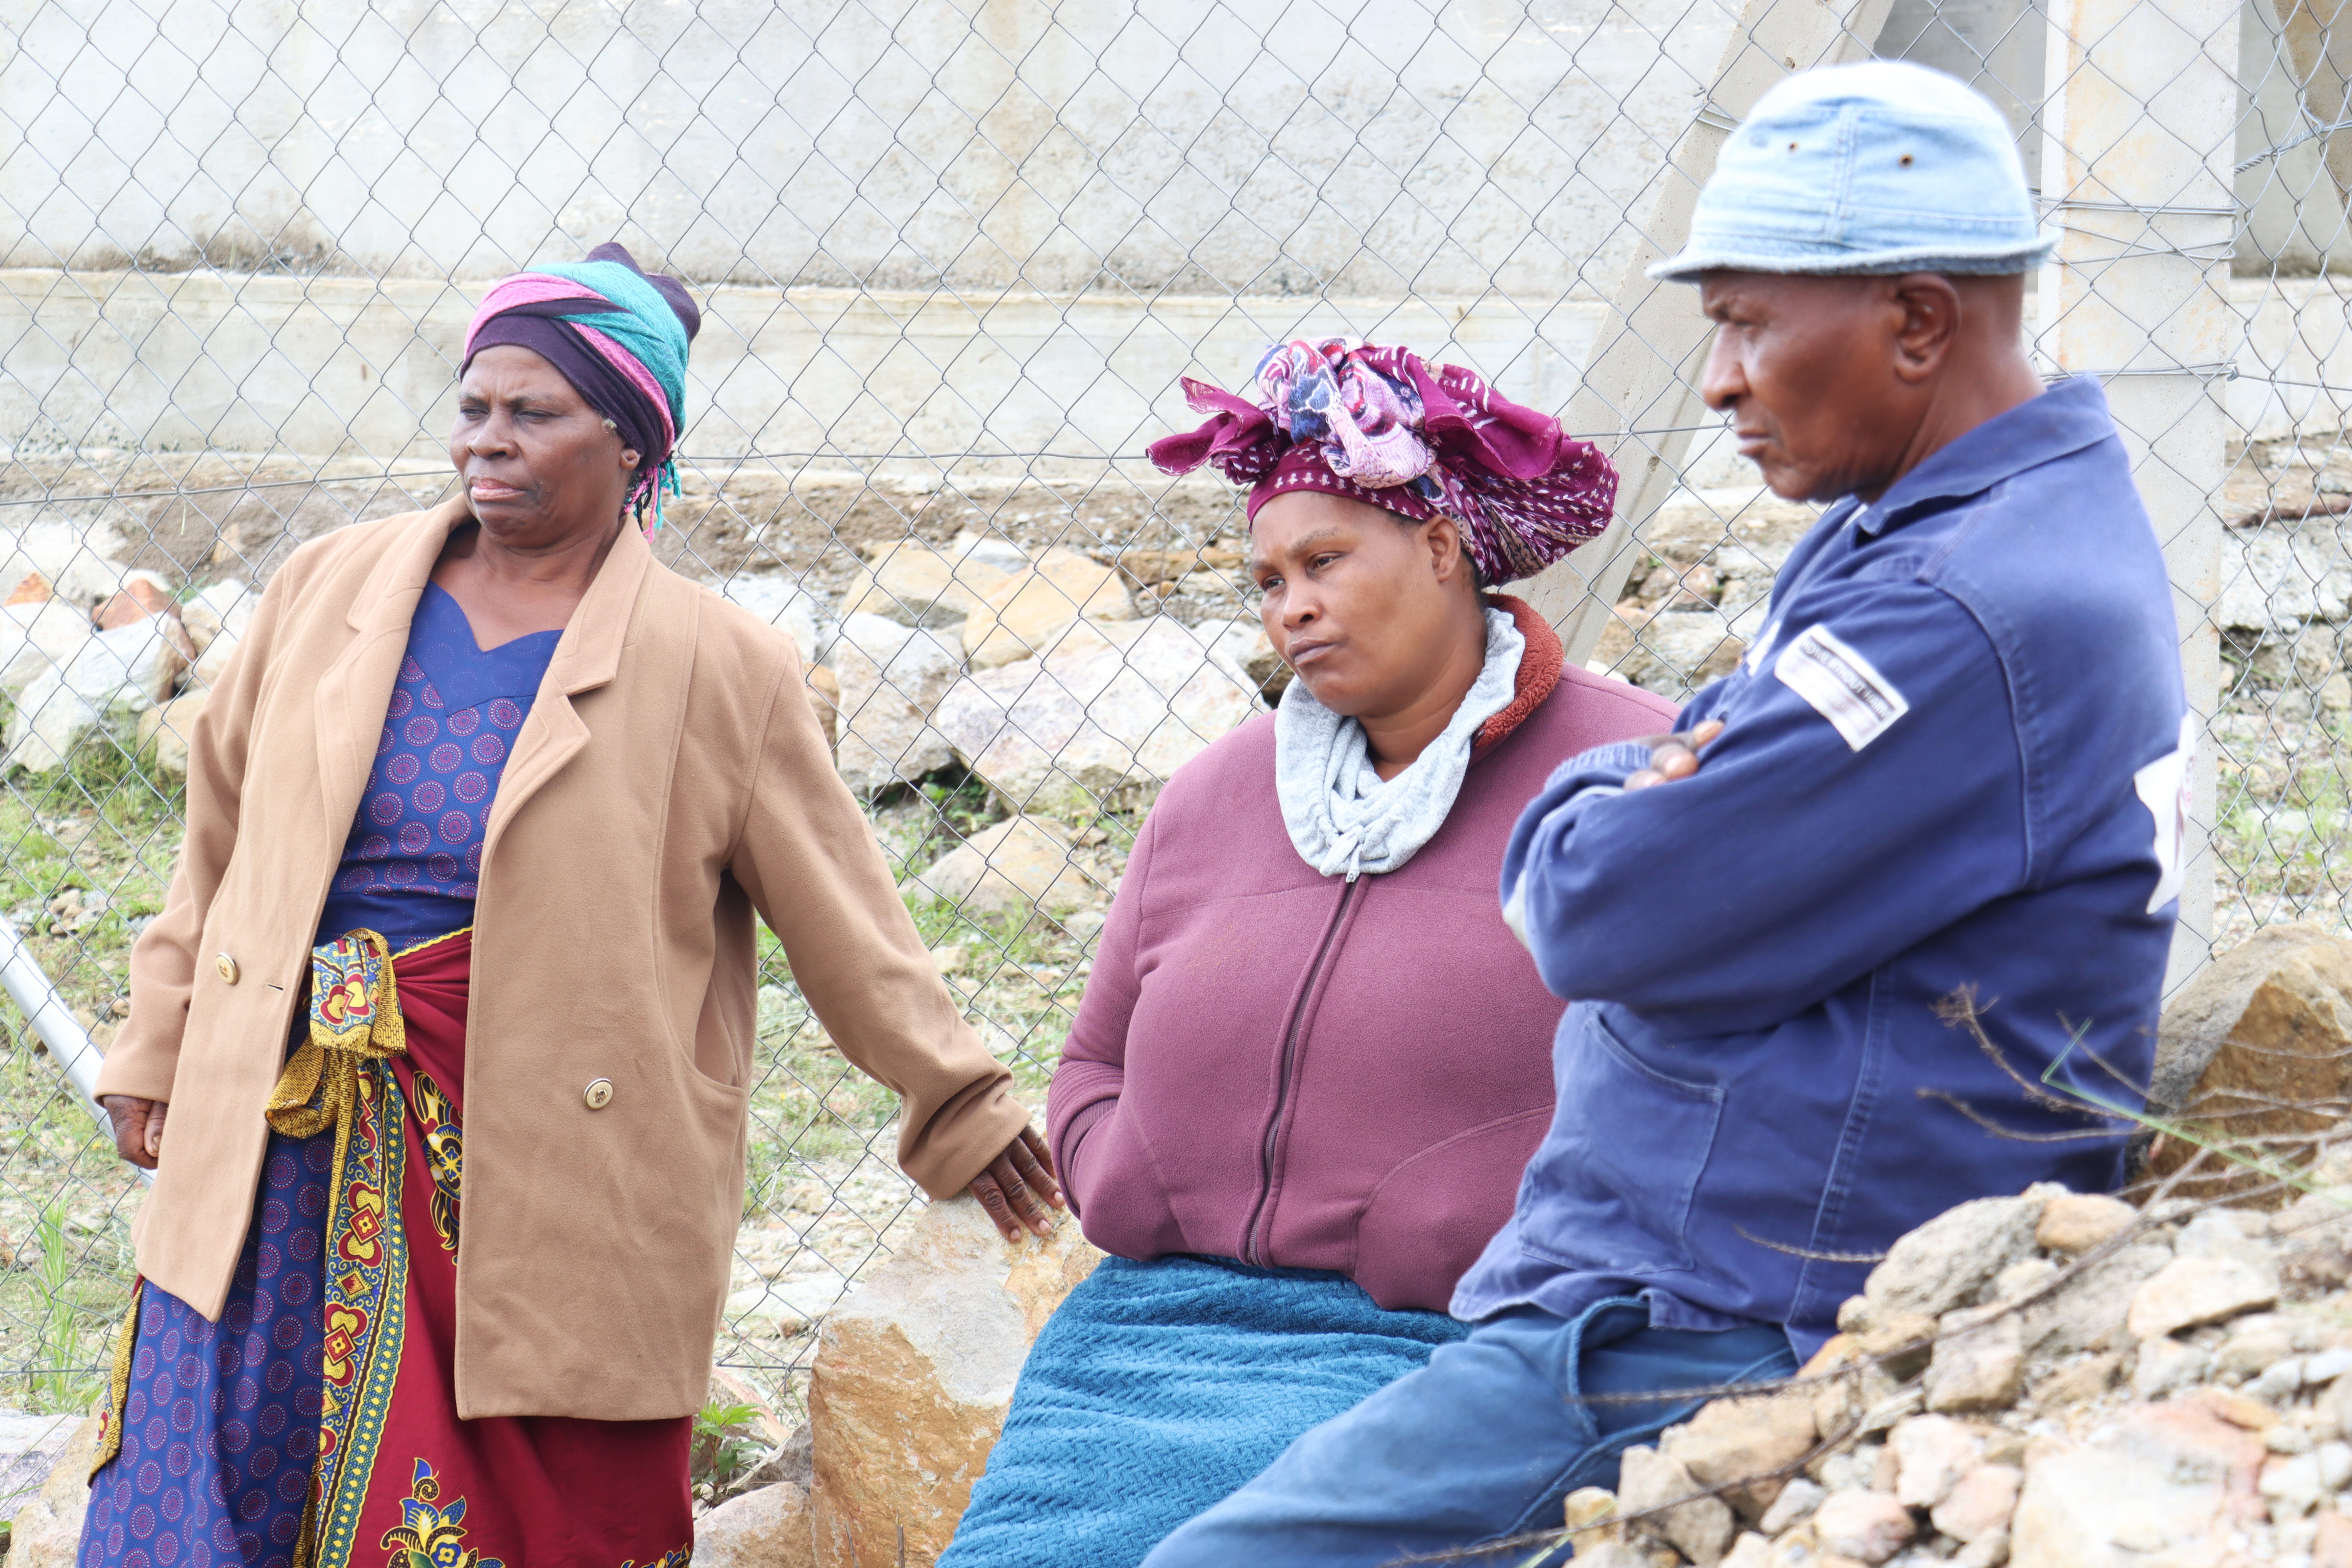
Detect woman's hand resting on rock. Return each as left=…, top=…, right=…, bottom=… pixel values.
left=968, top=1126, right=1063, bottom=1241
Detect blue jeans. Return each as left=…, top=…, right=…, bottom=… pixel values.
left=1140, top=1297, right=1797, bottom=1568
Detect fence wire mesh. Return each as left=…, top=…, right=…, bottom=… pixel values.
left=0, top=0, right=2343, bottom=1443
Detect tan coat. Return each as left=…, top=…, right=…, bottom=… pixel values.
left=99, top=498, right=1029, bottom=1420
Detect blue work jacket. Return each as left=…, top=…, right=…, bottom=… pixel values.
left=1454, top=377, right=2189, bottom=1357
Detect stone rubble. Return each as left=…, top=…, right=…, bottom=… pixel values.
left=824, top=611, right=963, bottom=796
left=931, top=615, right=1264, bottom=823
left=901, top=814, right=1104, bottom=923
left=1575, top=1160, right=2352, bottom=1568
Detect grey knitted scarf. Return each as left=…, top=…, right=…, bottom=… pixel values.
left=1274, top=606, right=1524, bottom=880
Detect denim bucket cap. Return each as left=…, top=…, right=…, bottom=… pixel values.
left=1650, top=61, right=2054, bottom=282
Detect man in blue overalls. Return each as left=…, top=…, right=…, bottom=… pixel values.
left=1144, top=60, right=2190, bottom=1567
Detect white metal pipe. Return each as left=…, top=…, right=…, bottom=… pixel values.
left=0, top=917, right=148, bottom=1181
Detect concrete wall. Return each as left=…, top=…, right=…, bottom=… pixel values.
left=6, top=264, right=2344, bottom=482
left=3, top=0, right=2346, bottom=476
left=0, top=0, right=1742, bottom=298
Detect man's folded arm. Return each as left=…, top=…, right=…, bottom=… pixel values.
left=1506, top=582, right=2031, bottom=1034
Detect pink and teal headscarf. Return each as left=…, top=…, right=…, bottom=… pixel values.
left=463, top=242, right=701, bottom=532
left=1148, top=337, right=1617, bottom=584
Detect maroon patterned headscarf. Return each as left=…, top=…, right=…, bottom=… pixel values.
left=1146, top=338, right=1618, bottom=584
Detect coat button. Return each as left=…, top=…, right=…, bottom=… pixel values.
left=215, top=953, right=239, bottom=985
left=583, top=1078, right=614, bottom=1111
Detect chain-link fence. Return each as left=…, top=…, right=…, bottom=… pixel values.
left=0, top=0, right=2344, bottom=1442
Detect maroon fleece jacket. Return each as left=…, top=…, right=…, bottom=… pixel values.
left=1046, top=602, right=1678, bottom=1311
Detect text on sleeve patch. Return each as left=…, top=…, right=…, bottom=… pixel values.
left=1772, top=622, right=1911, bottom=751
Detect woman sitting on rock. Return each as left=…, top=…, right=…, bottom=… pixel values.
left=940, top=338, right=1676, bottom=1567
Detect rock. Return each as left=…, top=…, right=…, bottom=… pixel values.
left=722, top=1421, right=814, bottom=1501
left=2191, top=1383, right=2280, bottom=1431
left=2255, top=1353, right=2311, bottom=1403
left=839, top=539, right=1013, bottom=630
left=5, top=1411, right=102, bottom=1567
left=45, top=551, right=162, bottom=614
left=807, top=665, right=841, bottom=749
left=1594, top=605, right=1745, bottom=702
left=1619, top=1443, right=1738, bottom=1566
left=1810, top=1489, right=1915, bottom=1564
left=177, top=580, right=256, bottom=657
left=948, top=530, right=1030, bottom=575
left=696, top=1480, right=816, bottom=1568
left=1932, top=1463, right=2022, bottom=1543
left=2263, top=1450, right=2328, bottom=1516
left=932, top=616, right=1262, bottom=822
left=93, top=578, right=194, bottom=659
left=902, top=815, right=1101, bottom=921
left=1576, top=1544, right=1683, bottom=1568
left=1756, top=1476, right=1824, bottom=1536
left=960, top=546, right=1135, bottom=669
left=1665, top=1386, right=1819, bottom=1518
left=808, top=1197, right=1103, bottom=1568
left=5, top=571, right=51, bottom=605
left=721, top=575, right=823, bottom=663
left=0, top=1410, right=80, bottom=1517
left=2008, top=1399, right=2262, bottom=1568
left=2268, top=1418, right=2317, bottom=1452
left=1804, top=1334, right=1912, bottom=1452
left=2307, top=1346, right=2352, bottom=1386
left=1862, top=1195, right=2048, bottom=1327
left=1889, top=1414, right=1983, bottom=1508
left=2217, top=1315, right=2301, bottom=1379
left=2029, top=1350, right=2119, bottom=1409
left=137, top=691, right=206, bottom=779
left=190, top=620, right=243, bottom=691
left=1563, top=1484, right=1626, bottom=1549
left=2141, top=923, right=2352, bottom=1204
left=7, top=617, right=189, bottom=772
left=1200, top=617, right=1290, bottom=701
left=1927, top=1305, right=2027, bottom=1413
left=0, top=600, right=96, bottom=697
left=2126, top=1253, right=2280, bottom=1340
left=1721, top=1534, right=1773, bottom=1568
left=2036, top=1193, right=2137, bottom=1255
left=2022, top=1242, right=2171, bottom=1357
left=6, top=680, right=101, bottom=774
left=2317, top=1509, right=2352, bottom=1568
left=826, top=612, right=962, bottom=795
left=2216, top=521, right=2352, bottom=632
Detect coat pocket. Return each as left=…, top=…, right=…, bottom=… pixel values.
left=1516, top=1008, right=1724, bottom=1275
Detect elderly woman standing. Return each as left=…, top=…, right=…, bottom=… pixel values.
left=940, top=340, right=1674, bottom=1568
left=79, top=243, right=1058, bottom=1568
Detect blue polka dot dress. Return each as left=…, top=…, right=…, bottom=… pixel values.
left=79, top=582, right=580, bottom=1567
left=316, top=581, right=559, bottom=951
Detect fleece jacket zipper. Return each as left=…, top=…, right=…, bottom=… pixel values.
left=1240, top=875, right=1364, bottom=1266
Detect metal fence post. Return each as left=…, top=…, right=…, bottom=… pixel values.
left=1531, top=0, right=1900, bottom=658
left=2036, top=0, right=2242, bottom=986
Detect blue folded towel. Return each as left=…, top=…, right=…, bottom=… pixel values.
left=940, top=1254, right=1468, bottom=1568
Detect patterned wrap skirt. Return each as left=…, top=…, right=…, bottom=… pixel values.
left=79, top=928, right=693, bottom=1568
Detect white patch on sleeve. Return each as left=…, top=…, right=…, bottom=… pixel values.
left=1502, top=870, right=1534, bottom=952
left=2134, top=712, right=2196, bottom=914
left=1771, top=623, right=1910, bottom=752
left=1744, top=617, right=1781, bottom=675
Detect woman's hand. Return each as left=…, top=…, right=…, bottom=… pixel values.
left=100, top=1095, right=168, bottom=1169
left=967, top=1126, right=1064, bottom=1241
